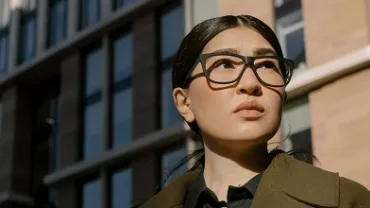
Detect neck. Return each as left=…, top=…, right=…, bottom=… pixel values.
left=203, top=141, right=270, bottom=202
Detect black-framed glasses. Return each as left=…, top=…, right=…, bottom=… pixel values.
left=183, top=51, right=294, bottom=87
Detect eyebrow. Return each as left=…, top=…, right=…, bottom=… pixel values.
left=210, top=47, right=277, bottom=56
left=253, top=47, right=277, bottom=56
left=212, top=48, right=241, bottom=54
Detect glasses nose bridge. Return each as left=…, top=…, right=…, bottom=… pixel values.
left=242, top=56, right=255, bottom=69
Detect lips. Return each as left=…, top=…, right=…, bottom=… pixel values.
left=233, top=100, right=265, bottom=120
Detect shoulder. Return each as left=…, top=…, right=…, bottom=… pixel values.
left=270, top=153, right=370, bottom=207
left=339, top=177, right=370, bottom=207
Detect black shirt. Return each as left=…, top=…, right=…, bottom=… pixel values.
left=184, top=171, right=262, bottom=208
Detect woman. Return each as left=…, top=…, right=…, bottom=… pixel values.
left=140, top=15, right=370, bottom=208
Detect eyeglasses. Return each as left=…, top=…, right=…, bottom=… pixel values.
left=183, top=52, right=294, bottom=87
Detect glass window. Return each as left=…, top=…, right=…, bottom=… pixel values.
left=161, top=145, right=186, bottom=187
left=111, top=168, right=131, bottom=208
left=80, top=0, right=101, bottom=29
left=114, top=0, right=136, bottom=10
left=0, top=0, right=11, bottom=27
left=49, top=0, right=67, bottom=47
left=160, top=3, right=184, bottom=128
left=85, top=48, right=104, bottom=95
left=19, top=12, right=37, bottom=64
left=82, top=179, right=101, bottom=208
left=275, top=0, right=305, bottom=70
left=112, top=32, right=132, bottom=148
left=0, top=29, right=8, bottom=74
left=281, top=96, right=312, bottom=163
left=83, top=47, right=104, bottom=160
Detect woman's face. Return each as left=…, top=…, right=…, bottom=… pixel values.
left=174, top=26, right=285, bottom=145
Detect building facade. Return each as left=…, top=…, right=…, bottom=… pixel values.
left=0, top=0, right=369, bottom=207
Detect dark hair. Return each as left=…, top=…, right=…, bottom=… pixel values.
left=162, top=15, right=302, bottom=187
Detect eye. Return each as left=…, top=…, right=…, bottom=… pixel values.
left=257, top=60, right=277, bottom=69
left=214, top=59, right=235, bottom=69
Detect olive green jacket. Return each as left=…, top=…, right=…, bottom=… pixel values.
left=140, top=153, right=370, bottom=208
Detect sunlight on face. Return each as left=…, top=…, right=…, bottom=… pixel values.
left=186, top=27, right=285, bottom=145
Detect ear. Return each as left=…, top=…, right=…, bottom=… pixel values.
left=173, top=87, right=195, bottom=123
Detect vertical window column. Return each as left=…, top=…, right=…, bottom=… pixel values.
left=131, top=12, right=160, bottom=206
left=83, top=46, right=104, bottom=160
left=111, top=31, right=133, bottom=148
left=159, top=2, right=184, bottom=128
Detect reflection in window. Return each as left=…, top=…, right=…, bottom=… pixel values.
left=82, top=179, right=101, bottom=208
left=80, top=0, right=101, bottom=29
left=49, top=0, right=67, bottom=47
left=83, top=47, right=104, bottom=160
left=0, top=29, right=8, bottom=74
left=275, top=0, right=305, bottom=69
left=114, top=0, right=136, bottom=10
left=112, top=32, right=132, bottom=148
left=19, top=7, right=37, bottom=64
left=160, top=2, right=184, bottom=128
left=111, top=168, right=132, bottom=208
left=161, top=145, right=186, bottom=187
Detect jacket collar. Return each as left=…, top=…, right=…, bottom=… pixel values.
left=140, top=153, right=339, bottom=208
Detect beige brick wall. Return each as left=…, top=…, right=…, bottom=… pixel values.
left=303, top=0, right=370, bottom=67
left=310, top=68, right=370, bottom=188
left=218, top=0, right=275, bottom=28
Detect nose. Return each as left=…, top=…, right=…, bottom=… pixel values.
left=236, top=67, right=262, bottom=96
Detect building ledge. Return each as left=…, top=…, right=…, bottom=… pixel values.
left=286, top=45, right=370, bottom=99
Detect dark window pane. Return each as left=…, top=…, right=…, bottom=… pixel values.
left=286, top=27, right=305, bottom=64
left=161, top=146, right=186, bottom=187
left=82, top=179, right=101, bottom=208
left=160, top=5, right=184, bottom=60
left=83, top=101, right=103, bottom=159
left=0, top=30, right=8, bottom=74
left=112, top=87, right=132, bottom=147
left=49, top=97, right=60, bottom=172
left=111, top=168, right=131, bottom=208
left=81, top=0, right=100, bottom=29
left=113, top=33, right=132, bottom=81
left=115, top=0, right=135, bottom=9
left=49, top=0, right=67, bottom=47
left=161, top=68, right=181, bottom=127
left=20, top=15, right=37, bottom=63
left=85, top=48, right=103, bottom=96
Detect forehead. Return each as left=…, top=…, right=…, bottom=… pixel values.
left=202, top=27, right=274, bottom=55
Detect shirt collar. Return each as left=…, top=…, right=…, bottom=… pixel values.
left=184, top=169, right=262, bottom=208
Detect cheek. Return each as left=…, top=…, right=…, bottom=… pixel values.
left=189, top=82, right=230, bottom=120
